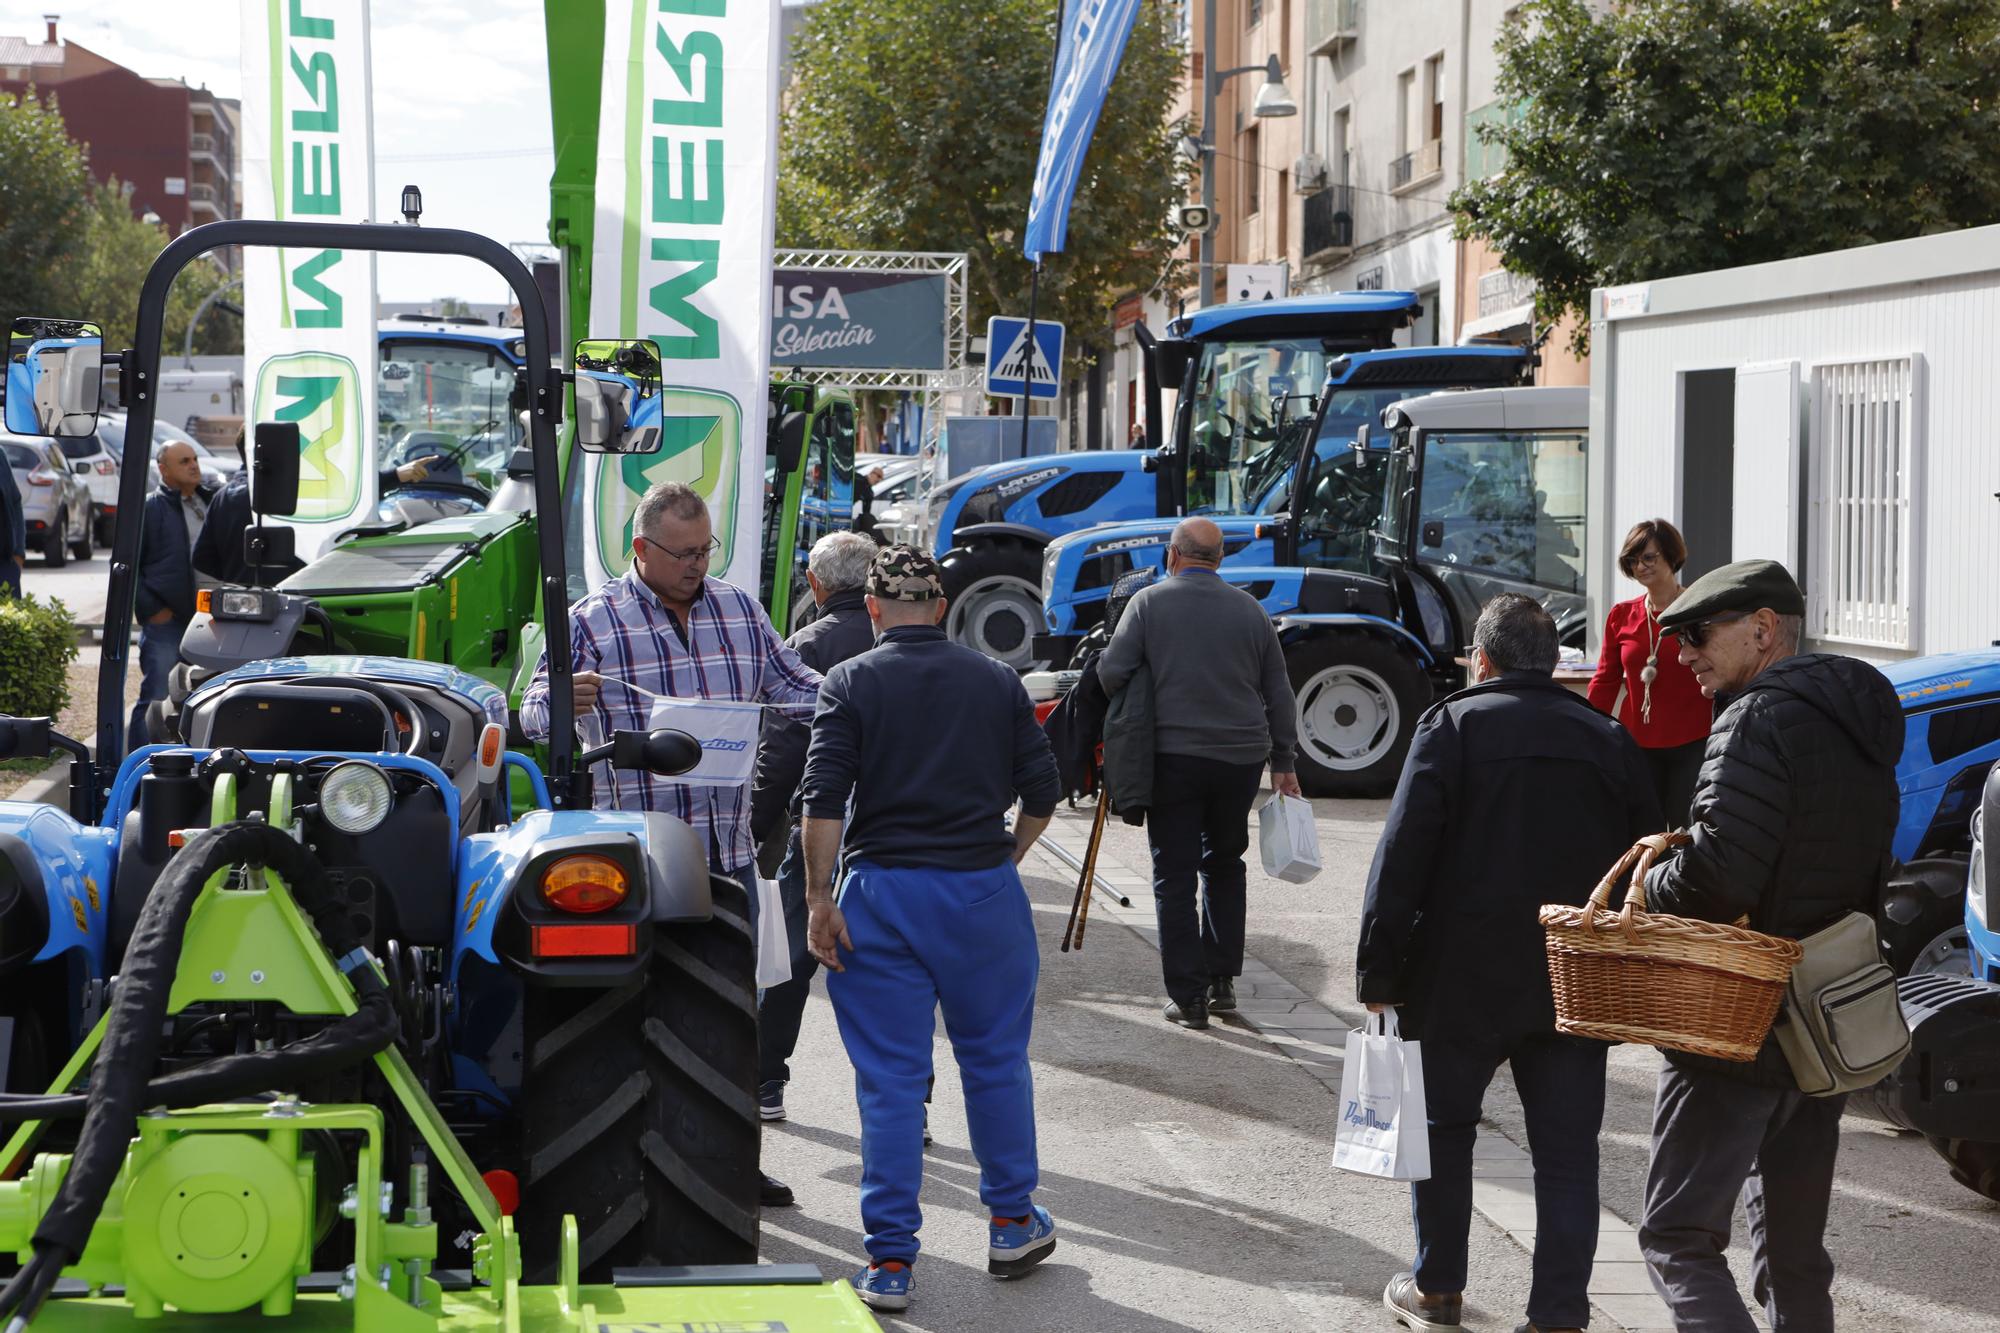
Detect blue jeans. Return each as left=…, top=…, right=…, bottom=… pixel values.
left=127, top=616, right=187, bottom=757
left=825, top=858, right=1040, bottom=1264
left=1412, top=1030, right=1608, bottom=1328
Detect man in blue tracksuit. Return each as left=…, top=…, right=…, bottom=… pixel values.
left=801, top=544, right=1062, bottom=1314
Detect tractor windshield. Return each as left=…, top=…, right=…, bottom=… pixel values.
left=377, top=339, right=524, bottom=490
left=1182, top=336, right=1327, bottom=515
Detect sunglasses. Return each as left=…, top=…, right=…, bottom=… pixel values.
left=1672, top=611, right=1753, bottom=649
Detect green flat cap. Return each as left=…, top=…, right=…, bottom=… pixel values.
left=1658, top=558, right=1805, bottom=631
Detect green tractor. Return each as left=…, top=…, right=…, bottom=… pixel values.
left=0, top=217, right=878, bottom=1331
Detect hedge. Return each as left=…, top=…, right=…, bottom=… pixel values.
left=0, top=592, right=77, bottom=719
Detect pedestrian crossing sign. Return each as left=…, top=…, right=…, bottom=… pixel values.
left=985, top=317, right=1065, bottom=400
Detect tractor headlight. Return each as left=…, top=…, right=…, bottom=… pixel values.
left=319, top=761, right=394, bottom=835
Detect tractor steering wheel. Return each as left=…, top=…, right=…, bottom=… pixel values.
left=301, top=674, right=430, bottom=757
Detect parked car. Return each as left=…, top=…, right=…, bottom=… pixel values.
left=2, top=431, right=93, bottom=565
left=65, top=423, right=125, bottom=545
left=99, top=411, right=238, bottom=493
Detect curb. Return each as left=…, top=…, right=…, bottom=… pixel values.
left=3, top=756, right=72, bottom=808
left=1029, top=807, right=1705, bottom=1333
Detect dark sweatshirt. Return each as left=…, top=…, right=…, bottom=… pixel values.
left=1095, top=566, right=1299, bottom=768
left=802, top=623, right=1060, bottom=870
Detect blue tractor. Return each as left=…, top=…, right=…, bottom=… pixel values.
left=928, top=293, right=1530, bottom=670
left=0, top=220, right=862, bottom=1325
left=1867, top=651, right=2000, bottom=1201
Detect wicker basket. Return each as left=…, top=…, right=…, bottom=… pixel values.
left=1540, top=833, right=1805, bottom=1062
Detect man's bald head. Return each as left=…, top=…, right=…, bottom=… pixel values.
left=1169, top=517, right=1224, bottom=567
left=157, top=442, right=203, bottom=498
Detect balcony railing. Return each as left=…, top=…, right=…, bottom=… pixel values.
left=1303, top=184, right=1355, bottom=258
left=1391, top=138, right=1444, bottom=191
left=1306, top=0, right=1360, bottom=56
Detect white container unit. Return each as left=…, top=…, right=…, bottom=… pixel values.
left=1587, top=224, right=2000, bottom=665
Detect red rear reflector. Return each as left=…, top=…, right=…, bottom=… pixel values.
left=531, top=923, right=637, bottom=958
left=481, top=1169, right=520, bottom=1216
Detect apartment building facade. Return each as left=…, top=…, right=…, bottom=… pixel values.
left=0, top=17, right=240, bottom=237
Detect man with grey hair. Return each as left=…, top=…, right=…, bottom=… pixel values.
left=1639, top=560, right=1901, bottom=1332
left=520, top=479, right=823, bottom=1210
left=1096, top=515, right=1301, bottom=1030
left=1360, top=591, right=1659, bottom=1333
left=751, top=528, right=881, bottom=1122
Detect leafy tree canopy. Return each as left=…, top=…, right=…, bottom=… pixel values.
left=0, top=90, right=94, bottom=332
left=1453, top=0, right=2000, bottom=350
left=777, top=0, right=1188, bottom=369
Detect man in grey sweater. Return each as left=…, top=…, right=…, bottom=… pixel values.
left=1097, top=517, right=1301, bottom=1030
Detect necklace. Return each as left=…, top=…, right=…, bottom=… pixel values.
left=1638, top=587, right=1677, bottom=724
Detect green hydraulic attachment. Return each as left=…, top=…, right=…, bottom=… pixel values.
left=0, top=773, right=878, bottom=1330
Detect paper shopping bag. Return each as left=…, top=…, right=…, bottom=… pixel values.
left=1331, top=1010, right=1430, bottom=1181
left=1258, top=794, right=1324, bottom=883
left=754, top=875, right=792, bottom=989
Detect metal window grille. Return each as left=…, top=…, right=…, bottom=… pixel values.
left=1809, top=356, right=1922, bottom=649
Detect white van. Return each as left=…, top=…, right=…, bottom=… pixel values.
left=153, top=368, right=243, bottom=434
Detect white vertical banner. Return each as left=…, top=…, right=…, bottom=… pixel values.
left=584, top=0, right=782, bottom=594
left=239, top=0, right=379, bottom=562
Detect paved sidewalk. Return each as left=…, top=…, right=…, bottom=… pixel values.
left=1032, top=809, right=1728, bottom=1333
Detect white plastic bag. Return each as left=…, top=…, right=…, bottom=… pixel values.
left=1331, top=1009, right=1430, bottom=1181
left=1258, top=793, right=1323, bottom=883
left=754, top=875, right=792, bottom=989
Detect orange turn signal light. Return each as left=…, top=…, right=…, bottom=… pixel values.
left=195, top=589, right=213, bottom=614
left=531, top=923, right=637, bottom=957
left=538, top=854, right=629, bottom=914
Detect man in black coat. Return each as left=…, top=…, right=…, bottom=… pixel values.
left=1359, top=593, right=1660, bottom=1333
left=751, top=529, right=880, bottom=1126
left=128, top=443, right=214, bottom=755
left=1637, top=560, right=1901, bottom=1333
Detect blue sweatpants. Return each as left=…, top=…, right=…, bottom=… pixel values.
left=824, top=858, right=1041, bottom=1265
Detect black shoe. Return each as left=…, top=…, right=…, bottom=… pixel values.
left=1208, top=977, right=1237, bottom=1012
left=760, top=1172, right=795, bottom=1208
left=1164, top=998, right=1210, bottom=1030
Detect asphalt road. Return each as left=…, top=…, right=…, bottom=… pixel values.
left=20, top=556, right=109, bottom=625
left=765, top=799, right=2000, bottom=1331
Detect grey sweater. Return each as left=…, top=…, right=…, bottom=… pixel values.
left=1096, top=568, right=1298, bottom=768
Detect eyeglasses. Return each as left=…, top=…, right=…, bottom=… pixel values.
left=1673, top=611, right=1753, bottom=649
left=1628, top=549, right=1664, bottom=570
left=637, top=534, right=720, bottom=565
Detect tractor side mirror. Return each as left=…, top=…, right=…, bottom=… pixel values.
left=0, top=716, right=52, bottom=761
left=242, top=523, right=296, bottom=574
left=1353, top=422, right=1370, bottom=457
left=252, top=421, right=302, bottom=516
left=5, top=318, right=104, bottom=438
left=1152, top=337, right=1196, bottom=389
left=610, top=727, right=703, bottom=776
left=771, top=409, right=808, bottom=476
left=573, top=339, right=663, bottom=454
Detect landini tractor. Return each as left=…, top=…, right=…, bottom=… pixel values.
left=0, top=218, right=877, bottom=1330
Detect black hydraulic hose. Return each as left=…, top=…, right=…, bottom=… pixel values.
left=20, top=822, right=395, bottom=1278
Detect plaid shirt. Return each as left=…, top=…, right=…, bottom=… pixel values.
left=521, top=570, right=822, bottom=870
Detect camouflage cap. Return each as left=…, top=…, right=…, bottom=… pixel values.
left=866, top=544, right=946, bottom=601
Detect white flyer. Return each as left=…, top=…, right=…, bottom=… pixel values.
left=646, top=696, right=764, bottom=788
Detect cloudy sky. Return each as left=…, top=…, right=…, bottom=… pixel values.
left=34, top=0, right=557, bottom=303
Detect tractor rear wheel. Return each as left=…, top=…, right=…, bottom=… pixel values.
left=1286, top=633, right=1431, bottom=798
left=942, top=538, right=1048, bottom=671
left=517, top=875, right=761, bottom=1281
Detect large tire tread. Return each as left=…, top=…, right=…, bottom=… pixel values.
left=1928, top=1135, right=2000, bottom=1202
left=517, top=876, right=761, bottom=1281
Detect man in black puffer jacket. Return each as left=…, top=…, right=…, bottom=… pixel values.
left=1637, top=560, right=1901, bottom=1333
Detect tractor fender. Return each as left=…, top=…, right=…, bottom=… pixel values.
left=451, top=807, right=711, bottom=980
left=1276, top=612, right=1436, bottom=668
left=0, top=803, right=115, bottom=976
left=947, top=522, right=1050, bottom=551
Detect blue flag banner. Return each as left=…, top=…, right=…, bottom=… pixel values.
left=1024, top=0, right=1143, bottom=262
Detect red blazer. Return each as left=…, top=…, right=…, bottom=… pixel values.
left=1586, top=595, right=1711, bottom=749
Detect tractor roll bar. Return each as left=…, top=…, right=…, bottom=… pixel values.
left=101, top=220, right=583, bottom=805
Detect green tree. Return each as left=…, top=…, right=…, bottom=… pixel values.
left=49, top=178, right=241, bottom=357
left=778, top=0, right=1188, bottom=369
left=1453, top=0, right=2000, bottom=350
left=0, top=89, right=94, bottom=330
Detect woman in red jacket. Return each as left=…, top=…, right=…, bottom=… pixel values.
left=1587, top=519, right=1711, bottom=825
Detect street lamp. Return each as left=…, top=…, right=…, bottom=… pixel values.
left=1197, top=1, right=1298, bottom=310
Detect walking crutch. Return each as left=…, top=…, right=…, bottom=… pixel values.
left=1061, top=764, right=1111, bottom=953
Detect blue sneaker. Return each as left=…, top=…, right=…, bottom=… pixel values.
left=852, top=1261, right=912, bottom=1311
left=758, top=1080, right=786, bottom=1122
left=987, top=1205, right=1057, bottom=1277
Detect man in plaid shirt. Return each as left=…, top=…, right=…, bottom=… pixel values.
left=520, top=479, right=822, bottom=1209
